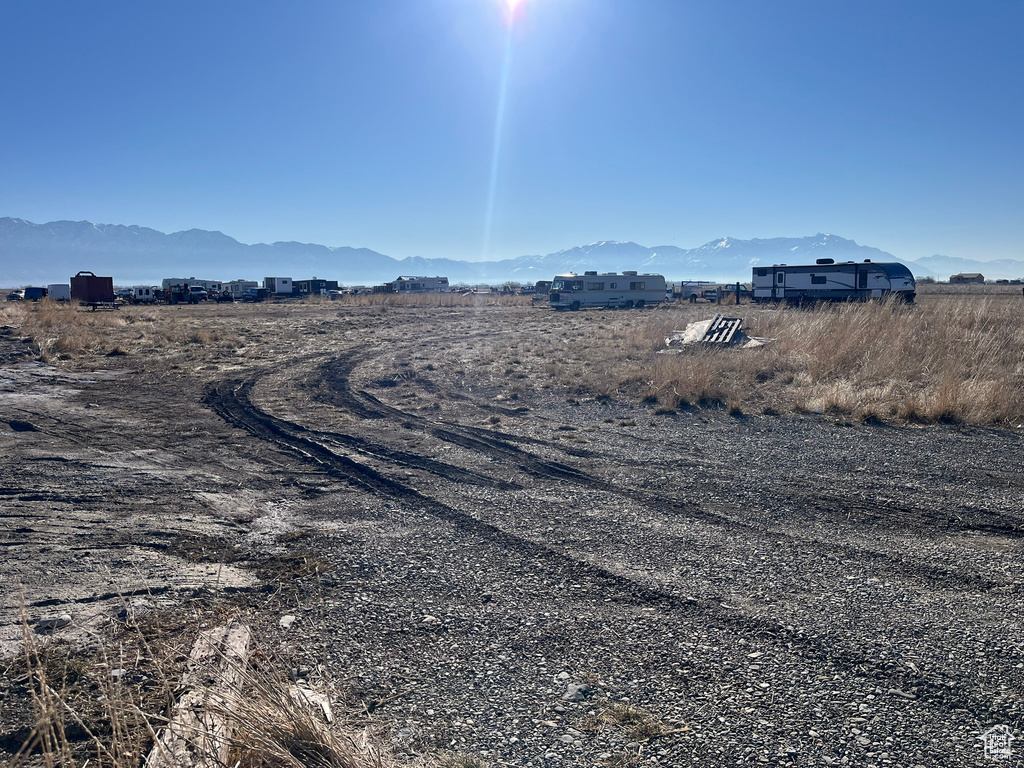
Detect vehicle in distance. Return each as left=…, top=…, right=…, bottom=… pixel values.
left=6, top=289, right=25, bottom=302
left=187, top=285, right=209, bottom=301
left=548, top=271, right=667, bottom=311
left=241, top=287, right=271, bottom=302
left=752, top=258, right=916, bottom=303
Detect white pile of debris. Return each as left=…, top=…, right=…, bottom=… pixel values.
left=661, top=314, right=771, bottom=352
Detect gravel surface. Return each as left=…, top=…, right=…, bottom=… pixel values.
left=1, top=303, right=1022, bottom=767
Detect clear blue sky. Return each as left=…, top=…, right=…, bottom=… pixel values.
left=2, top=0, right=1021, bottom=263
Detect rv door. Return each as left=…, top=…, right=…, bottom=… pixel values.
left=774, top=270, right=785, bottom=299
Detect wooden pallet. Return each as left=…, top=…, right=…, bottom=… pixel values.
left=701, top=314, right=743, bottom=344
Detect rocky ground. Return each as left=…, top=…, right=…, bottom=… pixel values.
left=1, top=300, right=1022, bottom=767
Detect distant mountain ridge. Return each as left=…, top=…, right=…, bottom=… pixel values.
left=2, top=217, right=1021, bottom=286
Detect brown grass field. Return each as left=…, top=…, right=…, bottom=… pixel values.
left=2, top=284, right=1022, bottom=427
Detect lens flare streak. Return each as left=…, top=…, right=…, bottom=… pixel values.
left=481, top=22, right=515, bottom=261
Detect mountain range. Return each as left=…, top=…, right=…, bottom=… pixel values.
left=1, top=218, right=1021, bottom=287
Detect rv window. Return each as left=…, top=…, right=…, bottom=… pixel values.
left=811, top=275, right=826, bottom=284
left=756, top=269, right=767, bottom=277
left=587, top=282, right=604, bottom=290
left=777, top=273, right=785, bottom=284
left=629, top=281, right=645, bottom=290
left=610, top=282, right=617, bottom=289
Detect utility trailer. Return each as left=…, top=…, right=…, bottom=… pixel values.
left=70, top=271, right=117, bottom=309
left=47, top=284, right=71, bottom=301
left=752, top=259, right=916, bottom=304
left=548, top=271, right=667, bottom=311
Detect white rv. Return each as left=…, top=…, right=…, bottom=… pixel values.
left=392, top=276, right=449, bottom=293
left=752, top=259, right=916, bottom=304
left=161, top=277, right=223, bottom=293
left=548, top=271, right=667, bottom=310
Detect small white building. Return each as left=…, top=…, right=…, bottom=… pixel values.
left=263, top=277, right=293, bottom=294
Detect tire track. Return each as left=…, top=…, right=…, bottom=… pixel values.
left=203, top=367, right=1015, bottom=724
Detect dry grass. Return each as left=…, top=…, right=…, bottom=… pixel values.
left=329, top=292, right=529, bottom=308
left=6, top=599, right=485, bottom=768
left=0, top=300, right=241, bottom=364
left=9, top=622, right=398, bottom=768
left=572, top=291, right=1024, bottom=426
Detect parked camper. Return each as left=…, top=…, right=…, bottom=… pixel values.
left=162, top=277, right=223, bottom=293
left=548, top=271, right=667, bottom=311
left=47, top=284, right=71, bottom=301
left=391, top=276, right=449, bottom=293
left=224, top=279, right=258, bottom=298
left=752, top=259, right=916, bottom=304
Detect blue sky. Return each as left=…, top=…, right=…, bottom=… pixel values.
left=2, top=0, right=1021, bottom=263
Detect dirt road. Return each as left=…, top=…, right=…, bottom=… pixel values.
left=2, top=302, right=1022, bottom=766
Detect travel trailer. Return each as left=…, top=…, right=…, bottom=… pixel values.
left=752, top=259, right=916, bottom=303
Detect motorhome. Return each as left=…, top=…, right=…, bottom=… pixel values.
left=392, top=276, right=449, bottom=293
left=752, top=259, right=916, bottom=303
left=548, top=271, right=667, bottom=311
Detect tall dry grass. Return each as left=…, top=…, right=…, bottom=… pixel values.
left=575, top=294, right=1024, bottom=426
left=9, top=617, right=399, bottom=768
left=0, top=300, right=133, bottom=361
left=0, top=300, right=240, bottom=363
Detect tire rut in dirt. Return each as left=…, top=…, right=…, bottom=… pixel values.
left=202, top=373, right=1009, bottom=722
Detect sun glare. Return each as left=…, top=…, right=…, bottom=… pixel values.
left=504, top=0, right=525, bottom=22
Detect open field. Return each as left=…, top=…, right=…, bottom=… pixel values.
left=1, top=295, right=1023, bottom=766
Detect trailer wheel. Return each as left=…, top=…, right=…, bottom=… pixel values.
left=635, top=300, right=645, bottom=309
left=622, top=300, right=634, bottom=309
left=570, top=301, right=580, bottom=311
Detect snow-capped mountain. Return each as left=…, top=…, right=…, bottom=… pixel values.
left=3, top=217, right=1018, bottom=286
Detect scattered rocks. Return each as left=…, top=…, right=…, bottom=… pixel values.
left=561, top=683, right=593, bottom=702
left=278, top=614, right=297, bottom=630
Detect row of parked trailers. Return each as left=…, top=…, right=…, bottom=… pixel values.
left=544, top=259, right=916, bottom=310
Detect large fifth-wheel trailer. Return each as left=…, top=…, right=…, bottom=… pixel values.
left=548, top=271, right=667, bottom=310
left=752, top=259, right=916, bottom=304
